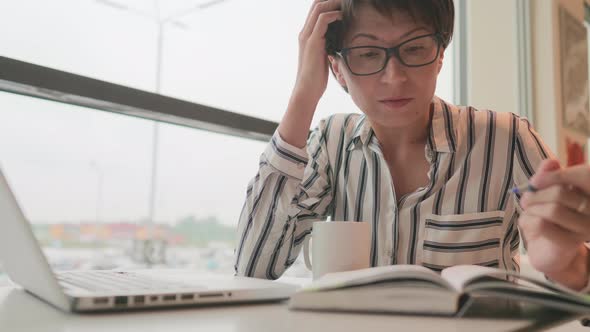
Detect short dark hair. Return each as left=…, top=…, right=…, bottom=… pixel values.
left=325, top=0, right=455, bottom=55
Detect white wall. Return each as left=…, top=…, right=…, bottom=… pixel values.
left=465, top=0, right=520, bottom=115
left=466, top=0, right=589, bottom=162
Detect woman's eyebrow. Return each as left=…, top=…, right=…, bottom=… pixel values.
left=350, top=27, right=429, bottom=43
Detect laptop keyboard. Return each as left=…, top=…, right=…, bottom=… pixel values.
left=57, top=271, right=198, bottom=292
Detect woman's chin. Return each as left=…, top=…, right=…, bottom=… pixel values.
left=368, top=108, right=423, bottom=128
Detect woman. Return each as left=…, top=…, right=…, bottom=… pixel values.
left=234, top=0, right=590, bottom=291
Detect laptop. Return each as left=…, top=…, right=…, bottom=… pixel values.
left=0, top=166, right=298, bottom=312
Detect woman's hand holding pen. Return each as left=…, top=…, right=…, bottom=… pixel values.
left=518, top=159, right=590, bottom=291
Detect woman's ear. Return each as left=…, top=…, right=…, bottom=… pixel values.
left=328, top=55, right=348, bottom=90
left=437, top=48, right=445, bottom=74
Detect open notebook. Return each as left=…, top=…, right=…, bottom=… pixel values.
left=288, top=265, right=590, bottom=315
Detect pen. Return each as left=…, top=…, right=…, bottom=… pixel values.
left=509, top=183, right=538, bottom=195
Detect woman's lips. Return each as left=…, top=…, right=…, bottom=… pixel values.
left=379, top=98, right=413, bottom=108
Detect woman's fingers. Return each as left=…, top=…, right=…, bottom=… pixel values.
left=522, top=159, right=590, bottom=235
left=294, top=1, right=342, bottom=102
left=531, top=163, right=590, bottom=196
left=518, top=213, right=582, bottom=272
left=522, top=201, right=590, bottom=237
left=300, top=0, right=324, bottom=40
left=310, top=10, right=343, bottom=40
left=527, top=159, right=560, bottom=189
left=296, top=10, right=341, bottom=80
left=300, top=0, right=341, bottom=42
left=521, top=185, right=590, bottom=216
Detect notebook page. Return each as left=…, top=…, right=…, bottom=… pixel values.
left=440, top=265, right=500, bottom=292
left=442, top=264, right=590, bottom=299
left=302, top=265, right=452, bottom=292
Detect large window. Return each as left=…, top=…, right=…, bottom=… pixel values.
left=0, top=91, right=270, bottom=273
left=0, top=0, right=457, bottom=282
left=0, top=0, right=455, bottom=127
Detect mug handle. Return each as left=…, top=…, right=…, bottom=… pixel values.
left=303, top=235, right=312, bottom=271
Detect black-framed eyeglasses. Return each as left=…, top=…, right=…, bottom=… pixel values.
left=336, top=33, right=443, bottom=76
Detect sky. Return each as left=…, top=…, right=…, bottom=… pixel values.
left=0, top=0, right=454, bottom=226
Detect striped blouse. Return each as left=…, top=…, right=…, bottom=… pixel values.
left=234, top=96, right=553, bottom=279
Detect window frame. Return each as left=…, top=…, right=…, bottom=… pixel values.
left=0, top=56, right=277, bottom=142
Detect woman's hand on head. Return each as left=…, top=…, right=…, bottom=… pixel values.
left=277, top=0, right=342, bottom=149
left=293, top=0, right=342, bottom=105
left=518, top=159, right=590, bottom=290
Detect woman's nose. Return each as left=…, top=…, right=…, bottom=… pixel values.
left=379, top=55, right=408, bottom=83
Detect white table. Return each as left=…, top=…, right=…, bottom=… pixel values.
left=0, top=282, right=586, bottom=332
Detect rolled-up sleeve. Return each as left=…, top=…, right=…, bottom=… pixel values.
left=234, top=118, right=334, bottom=279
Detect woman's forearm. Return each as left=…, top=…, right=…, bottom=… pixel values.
left=277, top=92, right=318, bottom=149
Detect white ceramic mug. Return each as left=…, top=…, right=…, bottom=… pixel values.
left=303, top=221, right=371, bottom=280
